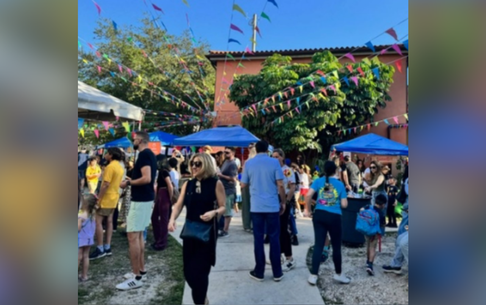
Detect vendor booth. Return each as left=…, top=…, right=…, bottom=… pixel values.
left=331, top=133, right=408, bottom=246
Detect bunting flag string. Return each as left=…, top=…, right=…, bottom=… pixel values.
left=92, top=1, right=102, bottom=15
left=79, top=56, right=206, bottom=115
left=239, top=34, right=408, bottom=113
left=140, top=0, right=211, bottom=110
left=82, top=2, right=211, bottom=111
left=248, top=56, right=409, bottom=125
left=78, top=37, right=206, bottom=112
left=243, top=54, right=408, bottom=116
left=334, top=113, right=409, bottom=136
left=216, top=0, right=279, bottom=108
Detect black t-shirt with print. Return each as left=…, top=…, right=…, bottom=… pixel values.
left=131, top=149, right=157, bottom=202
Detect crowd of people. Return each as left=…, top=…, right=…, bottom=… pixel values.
left=78, top=136, right=409, bottom=305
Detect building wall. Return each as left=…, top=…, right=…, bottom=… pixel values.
left=212, top=54, right=408, bottom=145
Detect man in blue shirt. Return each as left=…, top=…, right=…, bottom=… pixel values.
left=241, top=141, right=287, bottom=282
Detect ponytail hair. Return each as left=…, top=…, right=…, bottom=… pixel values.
left=323, top=160, right=337, bottom=190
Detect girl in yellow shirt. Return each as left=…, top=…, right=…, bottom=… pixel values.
left=86, top=157, right=101, bottom=194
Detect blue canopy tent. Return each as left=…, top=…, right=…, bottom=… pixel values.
left=149, top=131, right=179, bottom=146
left=331, top=133, right=408, bottom=156
left=98, top=131, right=179, bottom=149
left=173, top=126, right=259, bottom=147
left=98, top=137, right=132, bottom=149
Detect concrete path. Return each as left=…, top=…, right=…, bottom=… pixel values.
left=171, top=208, right=325, bottom=305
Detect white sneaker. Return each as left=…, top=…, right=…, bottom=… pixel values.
left=333, top=273, right=351, bottom=284
left=116, top=278, right=143, bottom=290
left=308, top=274, right=318, bottom=285
left=282, top=258, right=296, bottom=272
left=123, top=272, right=147, bottom=282
left=297, top=211, right=304, bottom=218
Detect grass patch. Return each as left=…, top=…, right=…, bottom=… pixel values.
left=78, top=229, right=184, bottom=305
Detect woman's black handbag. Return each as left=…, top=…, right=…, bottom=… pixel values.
left=180, top=219, right=213, bottom=243
left=179, top=179, right=218, bottom=244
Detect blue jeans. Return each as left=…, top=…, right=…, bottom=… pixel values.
left=251, top=212, right=282, bottom=278
left=391, top=231, right=409, bottom=267
left=289, top=205, right=298, bottom=235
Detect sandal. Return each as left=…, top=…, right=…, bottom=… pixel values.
left=78, top=276, right=89, bottom=283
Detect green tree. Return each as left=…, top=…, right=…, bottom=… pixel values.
left=78, top=16, right=215, bottom=145
left=229, top=51, right=395, bottom=154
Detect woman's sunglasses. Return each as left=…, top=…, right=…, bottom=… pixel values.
left=370, top=166, right=377, bottom=169
left=190, top=161, right=203, bottom=168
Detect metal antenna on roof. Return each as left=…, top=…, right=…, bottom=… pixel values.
left=251, top=14, right=257, bottom=52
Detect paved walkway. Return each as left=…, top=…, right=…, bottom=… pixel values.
left=171, top=208, right=325, bottom=305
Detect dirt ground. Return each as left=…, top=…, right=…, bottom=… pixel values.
left=78, top=230, right=184, bottom=305
left=312, top=233, right=409, bottom=305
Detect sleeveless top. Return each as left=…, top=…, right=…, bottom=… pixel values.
left=372, top=174, right=386, bottom=192
left=183, top=177, right=219, bottom=265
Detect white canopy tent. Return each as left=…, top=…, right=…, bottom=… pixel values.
left=78, top=81, right=145, bottom=122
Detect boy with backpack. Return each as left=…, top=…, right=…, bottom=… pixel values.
left=356, top=193, right=387, bottom=276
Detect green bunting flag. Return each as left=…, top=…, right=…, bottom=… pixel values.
left=261, top=12, right=271, bottom=22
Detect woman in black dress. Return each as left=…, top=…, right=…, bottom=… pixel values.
left=168, top=153, right=226, bottom=305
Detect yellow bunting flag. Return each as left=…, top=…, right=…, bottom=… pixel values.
left=278, top=92, right=283, bottom=99
left=318, top=93, right=325, bottom=100
left=279, top=104, right=284, bottom=111
left=404, top=114, right=408, bottom=120
left=137, top=74, right=142, bottom=82
left=82, top=59, right=88, bottom=64
left=332, top=71, right=338, bottom=78
left=122, top=122, right=131, bottom=132
left=79, top=128, right=85, bottom=138
left=299, top=86, right=303, bottom=93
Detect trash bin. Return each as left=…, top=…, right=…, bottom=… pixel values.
left=342, top=197, right=371, bottom=247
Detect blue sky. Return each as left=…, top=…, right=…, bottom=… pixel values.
left=78, top=0, right=408, bottom=52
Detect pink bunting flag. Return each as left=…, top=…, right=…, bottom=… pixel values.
left=393, top=116, right=399, bottom=124
left=142, top=50, right=148, bottom=57
left=329, top=85, right=336, bottom=93
left=337, top=130, right=342, bottom=136
left=367, top=124, right=371, bottom=131
left=95, top=51, right=101, bottom=58
left=386, top=28, right=398, bottom=41
left=152, top=3, right=164, bottom=13
left=353, top=127, right=357, bottom=134
left=357, top=67, right=365, bottom=77
left=97, top=66, right=102, bottom=73
left=94, top=129, right=99, bottom=138
left=93, top=1, right=102, bottom=15
left=320, top=88, right=328, bottom=96
left=351, top=76, right=359, bottom=87
left=118, top=65, right=123, bottom=73
left=290, top=88, right=295, bottom=96
left=87, top=43, right=94, bottom=50
left=283, top=91, right=288, bottom=99
left=310, top=81, right=315, bottom=88
left=346, top=65, right=353, bottom=73
left=392, top=44, right=403, bottom=56
left=316, top=70, right=325, bottom=77
left=245, top=47, right=254, bottom=55
left=272, top=106, right=276, bottom=112
left=344, top=53, right=355, bottom=62
left=116, top=116, right=119, bottom=121
left=264, top=98, right=269, bottom=106
left=295, top=107, right=300, bottom=114
left=396, top=60, right=402, bottom=73
left=255, top=26, right=262, bottom=38
left=102, top=121, right=109, bottom=130
left=230, top=24, right=244, bottom=34
left=287, top=100, right=291, bottom=109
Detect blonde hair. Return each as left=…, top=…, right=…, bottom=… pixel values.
left=189, top=153, right=217, bottom=180
left=370, top=161, right=384, bottom=184
left=248, top=147, right=257, bottom=159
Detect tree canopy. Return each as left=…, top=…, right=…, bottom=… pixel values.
left=78, top=16, right=215, bottom=146
left=229, top=51, right=395, bottom=153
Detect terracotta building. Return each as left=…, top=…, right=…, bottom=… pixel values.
left=206, top=45, right=408, bottom=146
